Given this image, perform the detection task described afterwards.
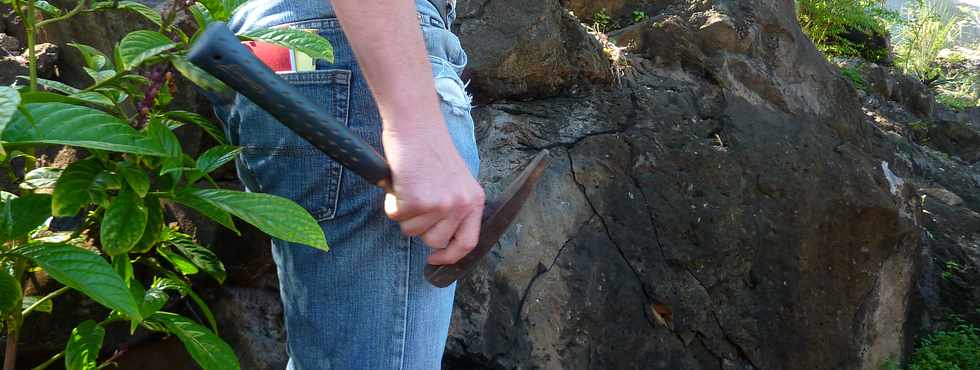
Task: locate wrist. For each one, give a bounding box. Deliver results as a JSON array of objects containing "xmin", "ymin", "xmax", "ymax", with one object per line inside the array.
[{"xmin": 382, "ymin": 120, "xmax": 452, "ymax": 142}]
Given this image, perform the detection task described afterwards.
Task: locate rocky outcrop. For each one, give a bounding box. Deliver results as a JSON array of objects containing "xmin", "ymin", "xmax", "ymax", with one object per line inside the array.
[
  {"xmin": 455, "ymin": 0, "xmax": 613, "ymax": 101},
  {"xmin": 445, "ymin": 1, "xmax": 920, "ymax": 369},
  {"xmin": 855, "ymin": 61, "xmax": 980, "ymax": 346}
]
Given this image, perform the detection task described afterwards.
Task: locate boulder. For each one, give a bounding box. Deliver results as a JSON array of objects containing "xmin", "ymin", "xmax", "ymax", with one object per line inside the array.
[
  {"xmin": 927, "ymin": 119, "xmax": 980, "ymax": 164},
  {"xmin": 0, "ymin": 33, "xmax": 19, "ymax": 53},
  {"xmin": 455, "ymin": 0, "xmax": 613, "ymax": 101},
  {"xmin": 445, "ymin": 2, "xmax": 921, "ymax": 369}
]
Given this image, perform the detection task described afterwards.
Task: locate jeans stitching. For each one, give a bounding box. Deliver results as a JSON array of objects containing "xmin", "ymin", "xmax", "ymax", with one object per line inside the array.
[
  {"xmin": 236, "ymin": 68, "xmax": 351, "ymax": 222},
  {"xmin": 279, "ymin": 69, "xmax": 350, "ymax": 83},
  {"xmin": 399, "ymin": 238, "xmax": 412, "ymax": 370}
]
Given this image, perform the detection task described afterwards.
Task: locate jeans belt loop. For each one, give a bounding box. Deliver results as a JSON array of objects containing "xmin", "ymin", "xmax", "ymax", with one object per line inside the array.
[{"xmin": 427, "ymin": 0, "xmax": 452, "ymax": 29}]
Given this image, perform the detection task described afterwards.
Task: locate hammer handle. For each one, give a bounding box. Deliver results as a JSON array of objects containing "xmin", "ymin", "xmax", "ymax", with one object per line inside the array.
[{"xmin": 187, "ymin": 22, "xmax": 394, "ymax": 192}]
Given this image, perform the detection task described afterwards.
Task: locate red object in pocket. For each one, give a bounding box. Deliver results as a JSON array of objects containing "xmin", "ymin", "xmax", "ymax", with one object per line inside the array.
[{"xmin": 242, "ymin": 40, "xmax": 292, "ymax": 73}]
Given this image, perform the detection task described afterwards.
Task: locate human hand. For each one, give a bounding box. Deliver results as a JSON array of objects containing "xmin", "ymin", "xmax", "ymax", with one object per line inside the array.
[{"xmin": 382, "ymin": 125, "xmax": 485, "ymax": 265}]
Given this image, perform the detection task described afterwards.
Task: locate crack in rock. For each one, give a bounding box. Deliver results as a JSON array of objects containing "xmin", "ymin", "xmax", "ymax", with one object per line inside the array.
[{"xmin": 513, "ymin": 215, "xmax": 595, "ymax": 324}]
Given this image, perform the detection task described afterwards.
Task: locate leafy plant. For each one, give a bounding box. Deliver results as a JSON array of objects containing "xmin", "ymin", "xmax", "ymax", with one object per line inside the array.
[
  {"xmin": 840, "ymin": 65, "xmax": 867, "ymax": 90},
  {"xmin": 942, "ymin": 260, "xmax": 965, "ymax": 279},
  {"xmin": 909, "ymin": 119, "xmax": 933, "ymax": 143},
  {"xmin": 908, "ymin": 317, "xmax": 980, "ymax": 370},
  {"xmin": 0, "ymin": 1, "xmax": 335, "ymax": 369},
  {"xmin": 933, "ymin": 68, "xmax": 980, "ymax": 110},
  {"xmin": 632, "ymin": 10, "xmax": 647, "ymax": 23},
  {"xmin": 883, "ymin": 359, "xmax": 902, "ymax": 370},
  {"xmin": 593, "ymin": 7, "xmax": 614, "ymax": 33},
  {"xmin": 893, "ymin": 0, "xmax": 963, "ymax": 82},
  {"xmin": 796, "ymin": 0, "xmax": 897, "ymax": 61}
]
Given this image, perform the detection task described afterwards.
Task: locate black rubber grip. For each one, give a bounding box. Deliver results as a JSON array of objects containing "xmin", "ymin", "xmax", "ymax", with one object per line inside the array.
[{"xmin": 187, "ymin": 22, "xmax": 393, "ymax": 190}]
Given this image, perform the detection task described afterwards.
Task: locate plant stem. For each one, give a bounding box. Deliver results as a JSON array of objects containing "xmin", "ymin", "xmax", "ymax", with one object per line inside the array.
[
  {"xmin": 2, "ymin": 259, "xmax": 27, "ymax": 370},
  {"xmin": 25, "ymin": 0, "xmax": 37, "ymax": 93},
  {"xmin": 3, "ymin": 319, "xmax": 18, "ymax": 370},
  {"xmin": 35, "ymin": 0, "xmax": 87, "ymax": 28},
  {"xmin": 21, "ymin": 285, "xmax": 69, "ymax": 316},
  {"xmin": 30, "ymin": 350, "xmax": 62, "ymax": 370}
]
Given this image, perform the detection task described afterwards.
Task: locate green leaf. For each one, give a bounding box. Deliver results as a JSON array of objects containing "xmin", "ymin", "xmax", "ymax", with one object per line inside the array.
[
  {"xmin": 140, "ymin": 287, "xmax": 168, "ymax": 318},
  {"xmin": 15, "ymin": 244, "xmax": 141, "ymax": 320},
  {"xmin": 21, "ymin": 295, "xmax": 53, "ymax": 313},
  {"xmin": 19, "ymin": 91, "xmax": 110, "ymax": 108},
  {"xmin": 113, "ymin": 41, "xmax": 125, "ymax": 74},
  {"xmin": 163, "ymin": 110, "xmax": 227, "ymax": 145},
  {"xmin": 3, "ymin": 103, "xmax": 168, "ymax": 156},
  {"xmin": 160, "ymin": 155, "xmax": 187, "ymax": 185},
  {"xmin": 170, "ymin": 57, "xmax": 232, "ymax": 103},
  {"xmin": 150, "ymin": 276, "xmax": 217, "ymax": 333},
  {"xmin": 100, "ymin": 187, "xmax": 148, "ymax": 256},
  {"xmin": 52, "ymin": 159, "xmax": 106, "ymax": 217},
  {"xmin": 0, "ymin": 269, "xmax": 21, "ymax": 314},
  {"xmin": 69, "ymin": 91, "xmax": 115, "ymax": 108},
  {"xmin": 157, "ymin": 245, "xmax": 199, "ymax": 276},
  {"xmin": 0, "ymin": 194, "xmax": 52, "ymax": 240},
  {"xmin": 186, "ymin": 288, "xmax": 218, "ymax": 334},
  {"xmin": 116, "ymin": 1, "xmax": 163, "ymax": 26},
  {"xmin": 104, "ymin": 74, "xmax": 150, "ymax": 97},
  {"xmin": 184, "ymin": 189, "xmax": 326, "ymax": 250},
  {"xmin": 166, "ymin": 232, "xmax": 225, "ymax": 283},
  {"xmin": 146, "ymin": 117, "xmax": 183, "ymax": 158},
  {"xmin": 126, "ymin": 278, "xmax": 145, "ymax": 333},
  {"xmin": 118, "ymin": 31, "xmax": 178, "ymax": 70},
  {"xmin": 112, "ymin": 255, "xmax": 133, "ymax": 285},
  {"xmin": 152, "ymin": 276, "xmax": 189, "ymax": 295},
  {"xmin": 171, "ymin": 189, "xmax": 238, "ymax": 234},
  {"xmin": 195, "ymin": 145, "xmax": 239, "ymax": 176},
  {"xmin": 196, "ymin": 0, "xmax": 226, "ymax": 20},
  {"xmin": 238, "ymin": 28, "xmax": 334, "ymax": 62},
  {"xmin": 0, "ymin": 86, "xmax": 20, "ymax": 135},
  {"xmin": 223, "ymin": 0, "xmax": 248, "ymax": 17},
  {"xmin": 83, "ymin": 68, "xmax": 117, "ymax": 84},
  {"xmin": 65, "ymin": 320, "xmax": 105, "ymax": 370},
  {"xmin": 147, "ymin": 312, "xmax": 240, "ymax": 370},
  {"xmin": 133, "ymin": 196, "xmax": 163, "ymax": 253},
  {"xmin": 117, "ymin": 162, "xmax": 150, "ymax": 197},
  {"xmin": 34, "ymin": 78, "xmax": 81, "ymax": 95},
  {"xmin": 20, "ymin": 167, "xmax": 62, "ymax": 191},
  {"xmin": 96, "ymin": 88, "xmax": 129, "ymax": 105},
  {"xmin": 68, "ymin": 43, "xmax": 112, "ymax": 71},
  {"xmin": 33, "ymin": 1, "xmax": 63, "ymax": 16},
  {"xmin": 188, "ymin": 4, "xmax": 214, "ymax": 30}
]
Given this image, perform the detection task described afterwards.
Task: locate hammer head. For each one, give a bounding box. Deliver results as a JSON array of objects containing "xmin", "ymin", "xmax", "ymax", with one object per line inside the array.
[{"xmin": 424, "ymin": 150, "xmax": 551, "ymax": 287}]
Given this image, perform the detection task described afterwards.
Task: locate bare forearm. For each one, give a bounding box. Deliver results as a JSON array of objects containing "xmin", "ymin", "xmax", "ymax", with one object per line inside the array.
[{"xmin": 331, "ymin": 0, "xmax": 444, "ymax": 134}]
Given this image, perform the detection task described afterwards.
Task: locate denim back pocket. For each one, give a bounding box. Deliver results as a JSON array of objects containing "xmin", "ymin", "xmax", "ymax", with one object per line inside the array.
[{"xmin": 231, "ymin": 69, "xmax": 352, "ymax": 222}]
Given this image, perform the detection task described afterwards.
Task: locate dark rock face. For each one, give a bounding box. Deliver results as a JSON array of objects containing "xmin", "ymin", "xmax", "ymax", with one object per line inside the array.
[
  {"xmin": 446, "ymin": 1, "xmax": 920, "ymax": 369},
  {"xmin": 854, "ymin": 55, "xmax": 980, "ymax": 339},
  {"xmin": 455, "ymin": 0, "xmax": 613, "ymax": 101},
  {"xmin": 560, "ymin": 0, "xmax": 660, "ymax": 26}
]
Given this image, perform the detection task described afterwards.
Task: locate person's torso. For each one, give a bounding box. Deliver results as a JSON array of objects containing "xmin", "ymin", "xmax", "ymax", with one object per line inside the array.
[{"xmin": 229, "ymin": 0, "xmax": 452, "ymax": 32}]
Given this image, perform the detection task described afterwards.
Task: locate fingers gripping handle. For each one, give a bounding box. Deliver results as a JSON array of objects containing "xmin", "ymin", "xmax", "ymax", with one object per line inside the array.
[{"xmin": 187, "ymin": 22, "xmax": 393, "ymax": 192}]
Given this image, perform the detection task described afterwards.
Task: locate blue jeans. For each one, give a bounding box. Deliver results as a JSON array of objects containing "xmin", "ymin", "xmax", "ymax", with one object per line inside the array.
[{"xmin": 216, "ymin": 2, "xmax": 478, "ymax": 369}]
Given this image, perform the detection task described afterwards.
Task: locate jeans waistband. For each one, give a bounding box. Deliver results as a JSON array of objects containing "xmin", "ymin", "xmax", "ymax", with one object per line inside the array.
[{"xmin": 229, "ymin": 0, "xmax": 455, "ymax": 34}]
